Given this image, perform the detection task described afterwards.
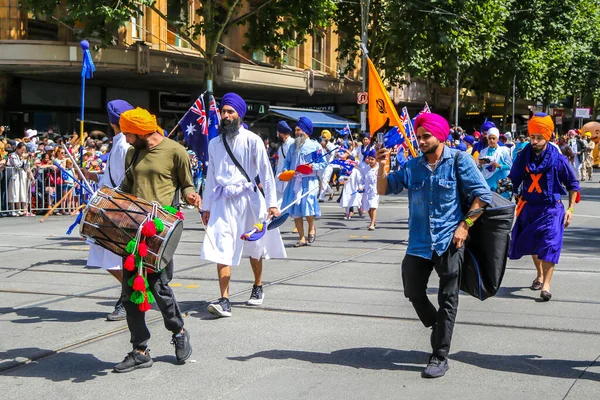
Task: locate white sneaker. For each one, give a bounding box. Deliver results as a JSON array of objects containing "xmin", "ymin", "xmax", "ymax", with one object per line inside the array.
[{"xmin": 247, "ymin": 285, "xmax": 264, "ymax": 306}]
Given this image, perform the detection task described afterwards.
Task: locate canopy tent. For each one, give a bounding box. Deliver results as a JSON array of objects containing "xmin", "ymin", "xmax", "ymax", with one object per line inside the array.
[{"xmin": 268, "ymin": 106, "xmax": 360, "ymax": 129}]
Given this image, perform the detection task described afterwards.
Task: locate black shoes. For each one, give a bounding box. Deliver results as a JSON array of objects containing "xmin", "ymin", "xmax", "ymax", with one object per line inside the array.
[
  {"xmin": 540, "ymin": 290, "xmax": 552, "ymax": 301},
  {"xmin": 208, "ymin": 297, "xmax": 232, "ymax": 317},
  {"xmin": 171, "ymin": 329, "xmax": 193, "ymax": 363},
  {"xmin": 106, "ymin": 300, "xmax": 126, "ymax": 321},
  {"xmin": 247, "ymin": 285, "xmax": 264, "ymax": 306},
  {"xmin": 422, "ymin": 355, "xmax": 449, "ymax": 378},
  {"xmin": 113, "ymin": 349, "xmax": 153, "ymax": 373}
]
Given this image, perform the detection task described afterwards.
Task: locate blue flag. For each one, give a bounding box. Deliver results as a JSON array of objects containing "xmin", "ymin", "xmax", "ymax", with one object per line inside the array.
[
  {"xmin": 179, "ymin": 96, "xmax": 209, "ymax": 162},
  {"xmin": 383, "ymin": 126, "xmax": 405, "ymax": 148},
  {"xmin": 81, "ymin": 41, "xmax": 96, "ymax": 79}
]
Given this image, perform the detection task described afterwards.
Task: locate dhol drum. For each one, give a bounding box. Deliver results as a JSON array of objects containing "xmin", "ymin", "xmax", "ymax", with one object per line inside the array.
[{"xmin": 80, "ymin": 187, "xmax": 183, "ymax": 272}]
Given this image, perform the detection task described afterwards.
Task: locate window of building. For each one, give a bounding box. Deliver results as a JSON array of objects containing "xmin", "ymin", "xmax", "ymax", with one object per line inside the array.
[
  {"xmin": 283, "ymin": 30, "xmax": 297, "ymax": 67},
  {"xmin": 252, "ymin": 50, "xmax": 266, "ymax": 63},
  {"xmin": 26, "ymin": 13, "xmax": 58, "ymax": 41},
  {"xmin": 167, "ymin": 0, "xmax": 192, "ymax": 49},
  {"xmin": 312, "ymin": 31, "xmax": 325, "ymax": 71},
  {"xmin": 131, "ymin": 10, "xmax": 144, "ymax": 40}
]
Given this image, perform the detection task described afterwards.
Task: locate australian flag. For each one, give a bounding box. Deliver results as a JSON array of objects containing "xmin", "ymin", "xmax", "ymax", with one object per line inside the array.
[
  {"xmin": 179, "ymin": 95, "xmax": 209, "ymax": 162},
  {"xmin": 207, "ymin": 95, "xmax": 220, "ymax": 142},
  {"xmin": 335, "ymin": 123, "xmax": 352, "ymax": 137},
  {"xmin": 382, "ymin": 126, "xmax": 405, "ymax": 149},
  {"xmin": 401, "ymin": 107, "xmax": 419, "ymax": 152},
  {"xmin": 420, "ymin": 103, "xmax": 431, "ymax": 114}
]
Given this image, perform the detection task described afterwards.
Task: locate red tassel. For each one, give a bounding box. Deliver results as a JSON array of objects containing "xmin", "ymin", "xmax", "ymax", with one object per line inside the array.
[
  {"xmin": 138, "ymin": 299, "xmax": 152, "ymax": 312},
  {"xmin": 124, "ymin": 255, "xmax": 135, "ymax": 271},
  {"xmin": 175, "ymin": 211, "xmax": 185, "ymax": 220},
  {"xmin": 132, "ymin": 275, "xmax": 146, "ymax": 291},
  {"xmin": 138, "ymin": 240, "xmax": 148, "ymax": 257},
  {"xmin": 141, "ymin": 221, "xmax": 157, "ymax": 237}
]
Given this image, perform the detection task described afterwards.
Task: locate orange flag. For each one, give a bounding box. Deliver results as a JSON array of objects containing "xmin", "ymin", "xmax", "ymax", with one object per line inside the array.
[{"xmin": 367, "ymin": 57, "xmax": 416, "ymax": 157}]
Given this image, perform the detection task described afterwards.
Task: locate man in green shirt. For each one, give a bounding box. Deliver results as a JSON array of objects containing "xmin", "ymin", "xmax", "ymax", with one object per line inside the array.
[{"xmin": 113, "ymin": 107, "xmax": 201, "ymax": 373}]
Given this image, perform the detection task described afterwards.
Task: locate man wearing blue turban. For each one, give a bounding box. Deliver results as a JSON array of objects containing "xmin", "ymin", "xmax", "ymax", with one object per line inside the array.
[
  {"xmin": 280, "ymin": 116, "xmax": 327, "ymax": 247},
  {"xmin": 201, "ymin": 92, "xmax": 286, "ymax": 318}
]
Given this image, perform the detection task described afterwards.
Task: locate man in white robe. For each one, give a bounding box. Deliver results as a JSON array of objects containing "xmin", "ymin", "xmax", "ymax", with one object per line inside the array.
[
  {"xmin": 83, "ymin": 99, "xmax": 133, "ymax": 321},
  {"xmin": 275, "ymin": 120, "xmax": 294, "ymax": 206},
  {"xmin": 201, "ymin": 93, "xmax": 286, "ymax": 318}
]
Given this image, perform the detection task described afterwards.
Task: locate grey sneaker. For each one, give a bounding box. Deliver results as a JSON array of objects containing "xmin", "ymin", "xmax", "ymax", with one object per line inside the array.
[
  {"xmin": 113, "ymin": 349, "xmax": 153, "ymax": 373},
  {"xmin": 207, "ymin": 297, "xmax": 232, "ymax": 317},
  {"xmin": 106, "ymin": 300, "xmax": 126, "ymax": 321},
  {"xmin": 171, "ymin": 329, "xmax": 192, "ymax": 363},
  {"xmin": 247, "ymin": 285, "xmax": 264, "ymax": 306},
  {"xmin": 422, "ymin": 355, "xmax": 449, "ymax": 378}
]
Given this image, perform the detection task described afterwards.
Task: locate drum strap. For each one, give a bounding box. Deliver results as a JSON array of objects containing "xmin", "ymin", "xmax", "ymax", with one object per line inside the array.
[
  {"xmin": 222, "ymin": 133, "xmax": 265, "ymax": 197},
  {"xmin": 107, "ymin": 151, "xmax": 117, "ymax": 188},
  {"xmin": 123, "ymin": 149, "xmax": 140, "ymax": 183}
]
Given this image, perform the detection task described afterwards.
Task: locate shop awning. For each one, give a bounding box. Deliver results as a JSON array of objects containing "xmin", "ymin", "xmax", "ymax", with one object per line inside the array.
[{"xmin": 269, "ymin": 106, "xmax": 360, "ymax": 128}]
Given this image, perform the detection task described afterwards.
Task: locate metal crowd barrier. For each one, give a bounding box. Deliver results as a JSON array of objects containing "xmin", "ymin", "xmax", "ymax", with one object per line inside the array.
[{"xmin": 0, "ymin": 166, "xmax": 97, "ymax": 217}]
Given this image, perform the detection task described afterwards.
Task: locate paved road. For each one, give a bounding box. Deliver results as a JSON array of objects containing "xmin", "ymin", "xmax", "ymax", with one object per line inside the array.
[{"xmin": 0, "ymin": 182, "xmax": 599, "ymax": 399}]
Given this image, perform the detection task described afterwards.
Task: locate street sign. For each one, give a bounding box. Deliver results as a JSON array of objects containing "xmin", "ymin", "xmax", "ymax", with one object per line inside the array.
[
  {"xmin": 555, "ymin": 116, "xmax": 563, "ymax": 125},
  {"xmin": 575, "ymin": 108, "xmax": 590, "ymax": 119},
  {"xmin": 360, "ymin": 111, "xmax": 367, "ymax": 132},
  {"xmin": 357, "ymin": 92, "xmax": 368, "ymax": 105},
  {"xmin": 511, "ymin": 123, "xmax": 517, "ymax": 133}
]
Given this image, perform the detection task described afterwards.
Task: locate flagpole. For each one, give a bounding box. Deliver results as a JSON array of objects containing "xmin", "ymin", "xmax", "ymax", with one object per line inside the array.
[{"xmin": 79, "ymin": 40, "xmax": 87, "ymax": 168}]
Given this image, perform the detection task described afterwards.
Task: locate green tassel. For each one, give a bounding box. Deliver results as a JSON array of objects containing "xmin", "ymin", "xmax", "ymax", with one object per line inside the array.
[
  {"xmin": 146, "ymin": 291, "xmax": 155, "ymax": 304},
  {"xmin": 163, "ymin": 205, "xmax": 178, "ymax": 215},
  {"xmin": 130, "ymin": 290, "xmax": 145, "ymax": 305},
  {"xmin": 126, "ymin": 239, "xmax": 137, "ymax": 254},
  {"xmin": 135, "ymin": 255, "xmax": 143, "ymax": 268},
  {"xmin": 153, "ymin": 218, "xmax": 165, "ymax": 234},
  {"xmin": 128, "ymin": 275, "xmax": 135, "ymax": 287}
]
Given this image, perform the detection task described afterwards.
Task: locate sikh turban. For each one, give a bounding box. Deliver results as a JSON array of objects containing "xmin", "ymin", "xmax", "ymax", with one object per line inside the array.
[
  {"xmin": 120, "ymin": 108, "xmax": 160, "ymax": 136},
  {"xmin": 528, "ymin": 113, "xmax": 554, "ymax": 142}
]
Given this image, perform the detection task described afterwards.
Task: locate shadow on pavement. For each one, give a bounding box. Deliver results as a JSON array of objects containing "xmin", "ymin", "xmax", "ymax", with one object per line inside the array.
[
  {"xmin": 562, "ymin": 226, "xmax": 600, "ymax": 254},
  {"xmin": 28, "ymin": 259, "xmax": 87, "ymax": 268},
  {"xmin": 452, "ymin": 351, "xmax": 600, "ymax": 382},
  {"xmin": 1, "ymin": 348, "xmax": 112, "ymax": 382},
  {"xmin": 228, "ymin": 347, "xmax": 427, "ymax": 371},
  {"xmin": 0, "ymin": 307, "xmax": 106, "ymax": 323}
]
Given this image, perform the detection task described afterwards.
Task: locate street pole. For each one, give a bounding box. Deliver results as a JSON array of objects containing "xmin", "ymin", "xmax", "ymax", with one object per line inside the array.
[
  {"xmin": 579, "ymin": 92, "xmax": 583, "ymax": 129},
  {"xmin": 512, "ymin": 74, "xmax": 516, "ymax": 132},
  {"xmin": 360, "ymin": 0, "xmax": 370, "ymax": 134},
  {"xmin": 455, "ymin": 66, "xmax": 459, "ymax": 128}
]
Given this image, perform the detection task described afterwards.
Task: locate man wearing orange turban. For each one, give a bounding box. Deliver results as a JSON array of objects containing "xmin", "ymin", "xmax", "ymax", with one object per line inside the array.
[
  {"xmin": 508, "ymin": 112, "xmax": 580, "ymax": 302},
  {"xmin": 114, "ymin": 107, "xmax": 201, "ymax": 373}
]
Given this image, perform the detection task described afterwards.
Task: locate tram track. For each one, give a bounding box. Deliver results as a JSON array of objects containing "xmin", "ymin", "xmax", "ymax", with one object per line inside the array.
[{"xmin": 0, "ymin": 241, "xmax": 399, "ymax": 373}]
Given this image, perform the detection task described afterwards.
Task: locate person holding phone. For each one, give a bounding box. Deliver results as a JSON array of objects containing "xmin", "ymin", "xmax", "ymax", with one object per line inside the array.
[
  {"xmin": 477, "ymin": 128, "xmax": 512, "ymax": 198},
  {"xmin": 376, "ymin": 112, "xmax": 492, "ymax": 379}
]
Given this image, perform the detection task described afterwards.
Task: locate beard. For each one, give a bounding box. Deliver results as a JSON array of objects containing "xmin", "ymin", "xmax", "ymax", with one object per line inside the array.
[
  {"xmin": 220, "ymin": 118, "xmax": 241, "ymax": 139},
  {"xmin": 130, "ymin": 136, "xmax": 148, "ymax": 150},
  {"xmin": 421, "ymin": 142, "xmax": 440, "ymax": 155},
  {"xmin": 295, "ymin": 134, "xmax": 307, "ymax": 150}
]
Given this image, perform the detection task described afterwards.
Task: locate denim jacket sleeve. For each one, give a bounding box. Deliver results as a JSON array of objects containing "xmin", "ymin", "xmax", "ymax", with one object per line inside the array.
[
  {"xmin": 457, "ymin": 152, "xmax": 493, "ymax": 205},
  {"xmin": 385, "ymin": 166, "xmax": 409, "ymax": 195}
]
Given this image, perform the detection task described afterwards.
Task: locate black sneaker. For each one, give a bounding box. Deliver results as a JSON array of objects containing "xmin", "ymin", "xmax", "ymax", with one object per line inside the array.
[
  {"xmin": 207, "ymin": 297, "xmax": 232, "ymax": 317},
  {"xmin": 113, "ymin": 349, "xmax": 153, "ymax": 373},
  {"xmin": 247, "ymin": 285, "xmax": 265, "ymax": 306},
  {"xmin": 422, "ymin": 355, "xmax": 449, "ymax": 378},
  {"xmin": 106, "ymin": 300, "xmax": 126, "ymax": 321},
  {"xmin": 171, "ymin": 329, "xmax": 192, "ymax": 363}
]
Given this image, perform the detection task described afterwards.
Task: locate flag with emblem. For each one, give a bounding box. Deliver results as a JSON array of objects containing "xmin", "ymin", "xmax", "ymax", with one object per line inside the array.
[
  {"xmin": 179, "ymin": 95, "xmax": 209, "ymax": 162},
  {"xmin": 367, "ymin": 57, "xmax": 416, "ymax": 157}
]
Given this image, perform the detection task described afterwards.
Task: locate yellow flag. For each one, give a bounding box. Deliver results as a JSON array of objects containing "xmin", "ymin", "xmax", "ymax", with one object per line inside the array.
[{"xmin": 367, "ymin": 58, "xmax": 416, "ymax": 157}]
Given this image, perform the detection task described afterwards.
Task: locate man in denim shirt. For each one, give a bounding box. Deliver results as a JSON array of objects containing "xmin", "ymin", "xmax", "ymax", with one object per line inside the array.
[{"xmin": 376, "ymin": 113, "xmax": 492, "ymax": 378}]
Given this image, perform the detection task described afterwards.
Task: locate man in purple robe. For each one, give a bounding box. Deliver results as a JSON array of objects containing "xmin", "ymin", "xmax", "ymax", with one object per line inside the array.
[{"xmin": 508, "ymin": 113, "xmax": 580, "ymax": 301}]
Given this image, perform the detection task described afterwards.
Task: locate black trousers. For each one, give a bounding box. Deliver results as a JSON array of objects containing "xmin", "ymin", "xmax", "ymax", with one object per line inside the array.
[
  {"xmin": 401, "ymin": 244, "xmax": 463, "ymax": 359},
  {"xmin": 121, "ymin": 259, "xmax": 184, "ymax": 350}
]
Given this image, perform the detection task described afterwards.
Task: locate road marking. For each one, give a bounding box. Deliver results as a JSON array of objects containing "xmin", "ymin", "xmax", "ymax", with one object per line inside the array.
[
  {"xmin": 170, "ymin": 283, "xmax": 182, "ymax": 287},
  {"xmin": 575, "ymin": 214, "xmax": 600, "ymax": 219},
  {"xmin": 185, "ymin": 284, "xmax": 199, "ymax": 289}
]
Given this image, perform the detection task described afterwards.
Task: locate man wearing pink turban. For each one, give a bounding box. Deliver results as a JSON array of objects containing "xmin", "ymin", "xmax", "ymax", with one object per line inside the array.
[{"xmin": 375, "ymin": 112, "xmax": 492, "ymax": 378}]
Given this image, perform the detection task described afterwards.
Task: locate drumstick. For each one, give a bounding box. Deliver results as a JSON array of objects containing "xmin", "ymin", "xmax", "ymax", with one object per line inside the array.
[
  {"xmin": 70, "ymin": 204, "xmax": 86, "ymax": 216},
  {"xmin": 40, "ymin": 187, "xmax": 74, "ymax": 223},
  {"xmin": 199, "ymin": 211, "xmax": 216, "ymax": 249}
]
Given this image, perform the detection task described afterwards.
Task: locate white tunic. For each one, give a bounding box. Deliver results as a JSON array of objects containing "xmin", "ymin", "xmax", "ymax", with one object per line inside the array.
[
  {"xmin": 339, "ymin": 167, "xmax": 362, "ymax": 208},
  {"xmin": 201, "ymin": 128, "xmax": 286, "ymax": 266},
  {"xmin": 275, "ymin": 136, "xmax": 295, "ymax": 203},
  {"xmin": 86, "ymin": 133, "xmax": 130, "ymax": 271},
  {"xmin": 360, "ymin": 163, "xmax": 380, "ymax": 210}
]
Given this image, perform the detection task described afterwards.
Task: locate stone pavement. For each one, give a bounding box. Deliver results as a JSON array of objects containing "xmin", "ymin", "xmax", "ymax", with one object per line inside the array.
[{"xmin": 0, "ymin": 183, "xmax": 599, "ymax": 399}]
